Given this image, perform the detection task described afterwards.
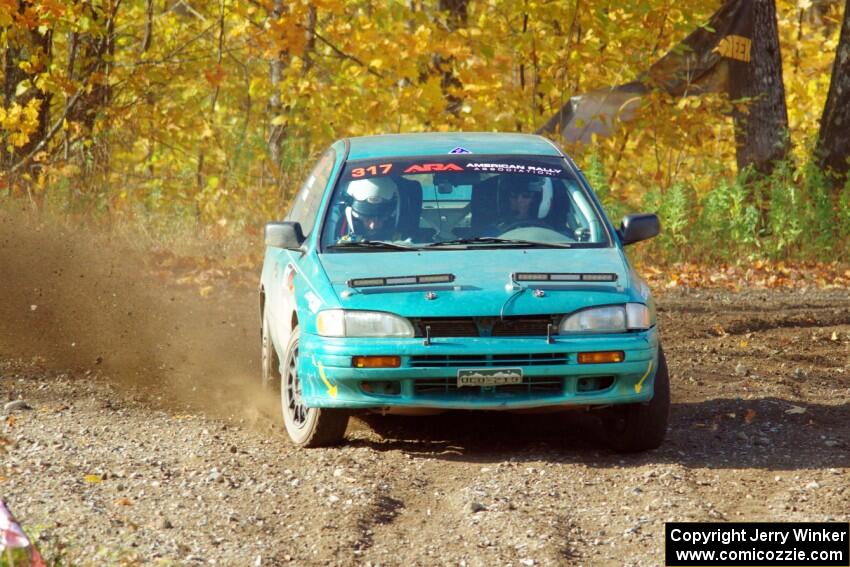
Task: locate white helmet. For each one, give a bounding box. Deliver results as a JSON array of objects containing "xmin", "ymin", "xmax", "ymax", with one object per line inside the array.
[{"xmin": 344, "ymin": 177, "xmax": 400, "ymax": 234}]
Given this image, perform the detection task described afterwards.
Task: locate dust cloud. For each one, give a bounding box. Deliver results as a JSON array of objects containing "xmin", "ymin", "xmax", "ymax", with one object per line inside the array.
[{"xmin": 0, "ymin": 207, "xmax": 279, "ymax": 428}]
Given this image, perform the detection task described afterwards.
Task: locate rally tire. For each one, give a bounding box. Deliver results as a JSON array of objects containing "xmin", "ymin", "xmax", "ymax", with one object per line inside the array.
[
  {"xmin": 261, "ymin": 308, "xmax": 280, "ymax": 391},
  {"xmin": 281, "ymin": 327, "xmax": 349, "ymax": 447},
  {"xmin": 603, "ymin": 346, "xmax": 670, "ymax": 453}
]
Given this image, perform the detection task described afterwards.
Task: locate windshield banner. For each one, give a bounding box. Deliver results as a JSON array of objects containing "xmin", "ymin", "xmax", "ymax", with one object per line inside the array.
[{"xmin": 345, "ymin": 157, "xmax": 570, "ymax": 180}]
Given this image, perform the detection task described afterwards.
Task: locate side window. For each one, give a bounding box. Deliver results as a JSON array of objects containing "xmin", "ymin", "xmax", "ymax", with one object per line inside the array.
[{"xmin": 286, "ymin": 148, "xmax": 336, "ymax": 236}]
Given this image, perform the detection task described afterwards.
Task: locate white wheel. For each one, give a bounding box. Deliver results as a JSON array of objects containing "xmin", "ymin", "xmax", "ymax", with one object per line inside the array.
[{"xmin": 281, "ymin": 327, "xmax": 349, "ymax": 447}]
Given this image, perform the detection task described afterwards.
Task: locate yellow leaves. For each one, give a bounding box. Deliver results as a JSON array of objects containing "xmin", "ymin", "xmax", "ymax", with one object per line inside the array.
[
  {"xmin": 675, "ymin": 97, "xmax": 702, "ymax": 110},
  {"xmin": 204, "ymin": 65, "xmax": 226, "ymax": 88},
  {"xmin": 0, "ymin": 98, "xmax": 42, "ymax": 149},
  {"xmin": 248, "ymin": 77, "xmax": 264, "ymax": 97},
  {"xmin": 0, "ymin": 0, "xmax": 16, "ymax": 26},
  {"xmin": 0, "ymin": 0, "xmax": 836, "ymax": 233},
  {"xmin": 84, "ymin": 474, "xmax": 103, "ymax": 484},
  {"xmin": 268, "ymin": 15, "xmax": 307, "ymax": 55},
  {"xmin": 36, "ymin": 0, "xmax": 66, "ymax": 19},
  {"xmin": 15, "ymin": 80, "xmax": 30, "ymax": 97}
]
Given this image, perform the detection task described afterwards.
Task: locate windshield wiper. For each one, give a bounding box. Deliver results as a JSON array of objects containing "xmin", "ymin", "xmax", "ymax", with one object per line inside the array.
[
  {"xmin": 424, "ymin": 237, "xmax": 572, "ymax": 249},
  {"xmin": 326, "ymin": 240, "xmax": 420, "ymax": 251}
]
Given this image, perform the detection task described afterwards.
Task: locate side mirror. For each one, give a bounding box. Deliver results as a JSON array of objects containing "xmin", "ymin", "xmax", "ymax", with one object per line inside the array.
[
  {"xmin": 265, "ymin": 221, "xmax": 305, "ymax": 249},
  {"xmin": 619, "ymin": 213, "xmax": 660, "ymax": 245}
]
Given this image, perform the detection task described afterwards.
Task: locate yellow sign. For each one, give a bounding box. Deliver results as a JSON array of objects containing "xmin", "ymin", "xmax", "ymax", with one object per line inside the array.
[{"xmin": 713, "ymin": 35, "xmax": 751, "ymax": 63}]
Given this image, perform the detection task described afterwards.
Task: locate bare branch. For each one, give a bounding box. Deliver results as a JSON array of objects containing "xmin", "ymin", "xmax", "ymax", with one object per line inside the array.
[{"xmin": 302, "ymin": 24, "xmax": 384, "ymax": 78}]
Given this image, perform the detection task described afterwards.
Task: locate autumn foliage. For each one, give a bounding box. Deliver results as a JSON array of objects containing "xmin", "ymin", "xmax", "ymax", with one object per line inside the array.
[{"xmin": 1, "ymin": 0, "xmax": 849, "ymax": 263}]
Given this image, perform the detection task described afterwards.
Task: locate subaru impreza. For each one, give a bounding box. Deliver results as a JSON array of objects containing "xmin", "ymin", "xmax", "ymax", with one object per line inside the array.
[{"xmin": 260, "ymin": 132, "xmax": 668, "ymax": 452}]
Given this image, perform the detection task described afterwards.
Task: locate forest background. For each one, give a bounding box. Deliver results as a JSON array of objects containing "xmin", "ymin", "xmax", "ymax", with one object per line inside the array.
[{"xmin": 2, "ymin": 0, "xmax": 850, "ymax": 267}]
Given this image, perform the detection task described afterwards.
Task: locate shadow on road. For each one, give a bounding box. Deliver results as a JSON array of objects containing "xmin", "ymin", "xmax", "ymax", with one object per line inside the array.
[{"xmin": 349, "ymin": 397, "xmax": 849, "ymax": 471}]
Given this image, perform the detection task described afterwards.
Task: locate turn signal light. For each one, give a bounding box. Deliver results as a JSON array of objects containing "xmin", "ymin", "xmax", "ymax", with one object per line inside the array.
[
  {"xmin": 577, "ymin": 351, "xmax": 625, "ymax": 364},
  {"xmin": 352, "ymin": 356, "xmax": 401, "ymax": 368}
]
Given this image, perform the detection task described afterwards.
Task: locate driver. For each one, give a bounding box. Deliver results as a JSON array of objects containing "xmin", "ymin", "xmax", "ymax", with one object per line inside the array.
[
  {"xmin": 496, "ymin": 174, "xmax": 553, "ymax": 230},
  {"xmin": 340, "ymin": 177, "xmax": 400, "ymax": 241}
]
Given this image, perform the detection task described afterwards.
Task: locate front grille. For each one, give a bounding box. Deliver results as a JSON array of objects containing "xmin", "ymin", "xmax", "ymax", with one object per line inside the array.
[
  {"xmin": 409, "ymin": 353, "xmax": 569, "ymax": 368},
  {"xmin": 413, "ymin": 316, "xmax": 562, "ymax": 337},
  {"xmin": 416, "ymin": 318, "xmax": 478, "ymax": 337},
  {"xmin": 491, "ymin": 316, "xmax": 557, "ymax": 336},
  {"xmin": 414, "ymin": 376, "xmax": 564, "ymax": 396}
]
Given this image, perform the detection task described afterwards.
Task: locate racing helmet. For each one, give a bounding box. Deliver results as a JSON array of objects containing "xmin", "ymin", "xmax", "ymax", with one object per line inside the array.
[
  {"xmin": 344, "ymin": 177, "xmax": 400, "ymax": 234},
  {"xmin": 500, "ymin": 174, "xmax": 553, "ymax": 219}
]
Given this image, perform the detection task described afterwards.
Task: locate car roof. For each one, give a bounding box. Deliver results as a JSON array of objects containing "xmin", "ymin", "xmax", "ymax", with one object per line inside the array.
[{"xmin": 342, "ymin": 132, "xmax": 563, "ymax": 160}]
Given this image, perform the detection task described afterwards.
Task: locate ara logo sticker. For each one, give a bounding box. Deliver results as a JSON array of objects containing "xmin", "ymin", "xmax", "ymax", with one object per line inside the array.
[
  {"xmin": 403, "ymin": 163, "xmax": 464, "ymax": 173},
  {"xmin": 449, "ymin": 147, "xmax": 471, "ymax": 154}
]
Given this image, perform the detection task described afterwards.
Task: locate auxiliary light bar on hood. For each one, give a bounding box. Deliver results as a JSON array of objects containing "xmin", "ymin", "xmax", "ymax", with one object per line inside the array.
[
  {"xmin": 512, "ymin": 272, "xmax": 618, "ymax": 283},
  {"xmin": 347, "ymin": 273, "xmax": 455, "ymax": 288}
]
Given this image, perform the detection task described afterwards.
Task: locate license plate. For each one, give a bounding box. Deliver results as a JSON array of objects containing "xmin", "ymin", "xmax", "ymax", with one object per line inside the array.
[{"xmin": 457, "ymin": 368, "xmax": 523, "ymax": 387}]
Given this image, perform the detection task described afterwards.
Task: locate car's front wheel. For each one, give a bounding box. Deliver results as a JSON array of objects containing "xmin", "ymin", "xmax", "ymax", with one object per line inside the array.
[
  {"xmin": 603, "ymin": 346, "xmax": 670, "ymax": 453},
  {"xmin": 281, "ymin": 327, "xmax": 349, "ymax": 447}
]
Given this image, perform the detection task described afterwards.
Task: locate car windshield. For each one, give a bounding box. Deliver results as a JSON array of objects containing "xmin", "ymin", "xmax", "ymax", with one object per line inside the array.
[{"xmin": 319, "ymin": 155, "xmax": 610, "ymax": 251}]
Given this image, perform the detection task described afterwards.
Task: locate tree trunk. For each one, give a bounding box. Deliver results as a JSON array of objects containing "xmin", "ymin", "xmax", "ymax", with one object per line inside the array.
[
  {"xmin": 141, "ymin": 0, "xmax": 154, "ymax": 53},
  {"xmin": 267, "ymin": 0, "xmax": 288, "ymax": 171},
  {"xmin": 302, "ymin": 5, "xmax": 317, "ymax": 75},
  {"xmin": 437, "ymin": 0, "xmax": 468, "ymax": 116},
  {"xmin": 66, "ymin": 0, "xmax": 119, "ymax": 191},
  {"xmin": 2, "ymin": 0, "xmax": 52, "ymax": 171},
  {"xmin": 727, "ymin": 0, "xmax": 790, "ymax": 175},
  {"xmin": 197, "ymin": 0, "xmax": 225, "ymax": 196},
  {"xmin": 816, "ymin": 0, "xmax": 850, "ymax": 184}
]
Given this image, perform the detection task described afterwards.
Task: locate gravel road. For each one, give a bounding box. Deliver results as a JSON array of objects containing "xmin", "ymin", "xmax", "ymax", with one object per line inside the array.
[{"xmin": 1, "ymin": 213, "xmax": 848, "ymax": 566}]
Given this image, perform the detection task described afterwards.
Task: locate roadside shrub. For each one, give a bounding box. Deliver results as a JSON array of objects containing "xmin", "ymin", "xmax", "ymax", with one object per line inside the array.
[
  {"xmin": 805, "ymin": 174, "xmax": 834, "ymax": 258},
  {"xmin": 584, "ymin": 151, "xmax": 627, "ymax": 226},
  {"xmin": 838, "ymin": 177, "xmax": 850, "ymax": 241},
  {"xmin": 639, "ymin": 183, "xmax": 693, "ymax": 261},
  {"xmin": 695, "ymin": 174, "xmax": 759, "ymax": 261},
  {"xmin": 765, "ymin": 163, "xmax": 803, "ymax": 258}
]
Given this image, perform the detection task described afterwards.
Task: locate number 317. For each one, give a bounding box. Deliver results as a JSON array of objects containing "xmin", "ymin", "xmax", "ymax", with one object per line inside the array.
[{"xmin": 352, "ymin": 164, "xmax": 392, "ymax": 178}]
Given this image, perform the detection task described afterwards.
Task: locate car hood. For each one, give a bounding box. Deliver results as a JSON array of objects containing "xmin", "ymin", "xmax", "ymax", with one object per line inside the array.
[{"xmin": 318, "ymin": 248, "xmax": 631, "ymax": 317}]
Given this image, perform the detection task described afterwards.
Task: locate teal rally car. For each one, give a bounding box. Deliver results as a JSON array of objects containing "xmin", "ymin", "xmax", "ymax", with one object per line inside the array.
[{"xmin": 260, "ymin": 133, "xmax": 668, "ymax": 452}]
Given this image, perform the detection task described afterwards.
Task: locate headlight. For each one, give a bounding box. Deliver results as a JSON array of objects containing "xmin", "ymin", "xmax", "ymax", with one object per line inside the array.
[
  {"xmin": 316, "ymin": 309, "xmax": 415, "ymax": 338},
  {"xmin": 559, "ymin": 303, "xmax": 652, "ymax": 333},
  {"xmin": 560, "ymin": 306, "xmax": 626, "ymax": 333}
]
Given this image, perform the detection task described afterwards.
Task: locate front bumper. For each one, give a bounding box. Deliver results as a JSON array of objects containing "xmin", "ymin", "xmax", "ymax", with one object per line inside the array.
[{"xmin": 296, "ymin": 329, "xmax": 659, "ymax": 410}]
